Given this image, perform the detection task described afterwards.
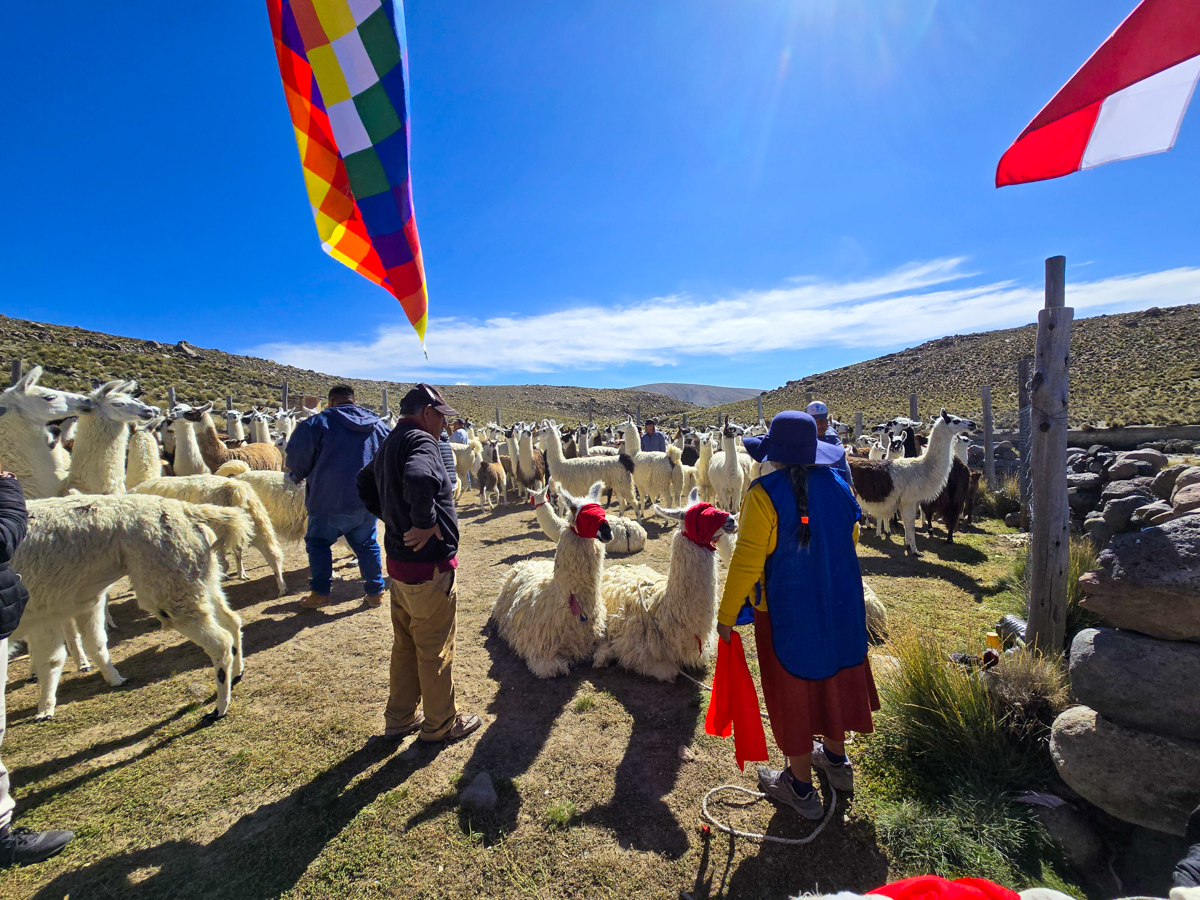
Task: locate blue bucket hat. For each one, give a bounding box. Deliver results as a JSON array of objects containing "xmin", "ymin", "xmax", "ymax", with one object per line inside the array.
[{"xmin": 742, "ymin": 411, "xmax": 845, "ymax": 467}]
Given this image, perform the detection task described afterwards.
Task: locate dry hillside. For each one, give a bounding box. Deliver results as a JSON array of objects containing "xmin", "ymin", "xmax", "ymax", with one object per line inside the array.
[
  {"xmin": 0, "ymin": 316, "xmax": 690, "ymax": 425},
  {"xmin": 708, "ymin": 303, "xmax": 1200, "ymax": 430}
]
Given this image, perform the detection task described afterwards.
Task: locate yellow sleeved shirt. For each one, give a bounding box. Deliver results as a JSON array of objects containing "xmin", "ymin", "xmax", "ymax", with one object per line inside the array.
[{"xmin": 717, "ymin": 481, "xmax": 860, "ymax": 627}]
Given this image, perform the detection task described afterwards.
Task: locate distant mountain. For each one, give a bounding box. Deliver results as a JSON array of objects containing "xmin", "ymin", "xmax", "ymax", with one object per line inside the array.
[{"xmin": 632, "ymin": 383, "xmax": 764, "ymax": 407}]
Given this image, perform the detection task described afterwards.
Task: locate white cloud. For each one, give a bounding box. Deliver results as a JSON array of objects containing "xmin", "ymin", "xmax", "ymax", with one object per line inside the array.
[{"xmin": 250, "ymin": 259, "xmax": 1200, "ymax": 381}]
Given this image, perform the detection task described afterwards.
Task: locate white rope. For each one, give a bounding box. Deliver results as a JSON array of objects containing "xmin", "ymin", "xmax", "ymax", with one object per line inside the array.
[{"xmin": 701, "ymin": 783, "xmax": 838, "ymax": 844}]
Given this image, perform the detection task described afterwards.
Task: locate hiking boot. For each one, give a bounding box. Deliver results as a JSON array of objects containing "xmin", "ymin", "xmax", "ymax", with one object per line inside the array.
[
  {"xmin": 421, "ymin": 713, "xmax": 481, "ymax": 743},
  {"xmin": 376, "ymin": 715, "xmax": 425, "ymax": 743},
  {"xmin": 364, "ymin": 593, "xmax": 385, "ymax": 609},
  {"xmin": 0, "ymin": 826, "xmax": 74, "ymax": 869},
  {"xmin": 300, "ymin": 592, "xmax": 331, "ymax": 609},
  {"xmin": 756, "ymin": 766, "xmax": 824, "ymax": 821},
  {"xmin": 810, "ymin": 743, "xmax": 854, "ymax": 793}
]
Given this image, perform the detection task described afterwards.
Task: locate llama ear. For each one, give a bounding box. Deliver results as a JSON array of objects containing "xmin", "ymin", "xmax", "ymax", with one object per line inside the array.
[
  {"xmin": 653, "ymin": 503, "xmax": 686, "ymax": 522},
  {"xmin": 558, "ymin": 483, "xmax": 581, "ymax": 510},
  {"xmin": 941, "ymin": 408, "xmax": 949, "ymax": 422},
  {"xmin": 587, "ymin": 480, "xmax": 604, "ymax": 503},
  {"xmin": 688, "ymin": 487, "xmax": 700, "ymax": 506},
  {"xmin": 15, "ymin": 365, "xmax": 43, "ymax": 391}
]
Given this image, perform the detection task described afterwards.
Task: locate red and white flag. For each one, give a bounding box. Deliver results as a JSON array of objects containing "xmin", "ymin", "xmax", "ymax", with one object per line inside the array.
[{"xmin": 996, "ymin": 0, "xmax": 1200, "ymax": 187}]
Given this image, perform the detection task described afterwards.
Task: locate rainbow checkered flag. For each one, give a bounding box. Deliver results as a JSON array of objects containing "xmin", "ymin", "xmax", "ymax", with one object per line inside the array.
[{"xmin": 268, "ymin": 0, "xmax": 428, "ymax": 347}]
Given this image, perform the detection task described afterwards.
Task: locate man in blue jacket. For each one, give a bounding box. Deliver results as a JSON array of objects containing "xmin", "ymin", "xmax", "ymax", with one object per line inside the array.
[{"xmin": 287, "ymin": 385, "xmax": 391, "ymax": 609}]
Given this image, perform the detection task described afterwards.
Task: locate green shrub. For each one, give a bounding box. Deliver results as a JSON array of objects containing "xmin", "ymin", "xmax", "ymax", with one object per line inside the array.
[
  {"xmin": 976, "ymin": 472, "xmax": 1022, "ymax": 521},
  {"xmin": 543, "ymin": 800, "xmax": 576, "ymax": 830}
]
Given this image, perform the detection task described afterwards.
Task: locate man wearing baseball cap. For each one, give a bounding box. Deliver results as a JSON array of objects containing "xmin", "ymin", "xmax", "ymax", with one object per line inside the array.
[
  {"xmin": 357, "ymin": 383, "xmax": 480, "ymax": 744},
  {"xmin": 806, "ymin": 400, "xmax": 853, "ymax": 487}
]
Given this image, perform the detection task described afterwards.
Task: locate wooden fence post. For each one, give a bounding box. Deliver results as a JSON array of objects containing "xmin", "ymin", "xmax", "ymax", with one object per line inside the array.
[
  {"xmin": 495, "ymin": 407, "xmax": 501, "ymax": 427},
  {"xmin": 854, "ymin": 412, "xmax": 863, "ymax": 440},
  {"xmin": 588, "ymin": 399, "xmax": 594, "ymax": 426},
  {"xmin": 225, "ymin": 395, "xmax": 233, "ymax": 411},
  {"xmin": 637, "ymin": 404, "xmax": 642, "ymax": 427},
  {"xmin": 167, "ymin": 386, "xmax": 176, "ymax": 409},
  {"xmin": 9, "ymin": 359, "xmax": 22, "ymax": 387},
  {"xmin": 756, "ymin": 394, "xmax": 764, "ymax": 424},
  {"xmin": 1018, "ymin": 357, "xmax": 1032, "ymax": 531},
  {"xmin": 909, "ymin": 393, "xmax": 919, "ymax": 421},
  {"xmin": 805, "ymin": 391, "xmax": 813, "ymax": 407},
  {"xmin": 982, "ymin": 384, "xmax": 996, "ymax": 490},
  {"xmin": 1027, "ymin": 255, "xmax": 1073, "ymax": 655},
  {"xmin": 381, "ymin": 387, "xmax": 389, "ymax": 415},
  {"xmin": 281, "ymin": 380, "xmax": 289, "ymax": 411},
  {"xmin": 682, "ymin": 412, "xmax": 688, "ymax": 428}
]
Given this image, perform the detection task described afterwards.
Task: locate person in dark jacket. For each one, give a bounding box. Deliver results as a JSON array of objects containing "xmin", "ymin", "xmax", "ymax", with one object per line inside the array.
[
  {"xmin": 0, "ymin": 472, "xmax": 74, "ymax": 868},
  {"xmin": 357, "ymin": 383, "xmax": 480, "ymax": 744},
  {"xmin": 286, "ymin": 385, "xmax": 390, "ymax": 610},
  {"xmin": 640, "ymin": 419, "xmax": 668, "ymax": 453}
]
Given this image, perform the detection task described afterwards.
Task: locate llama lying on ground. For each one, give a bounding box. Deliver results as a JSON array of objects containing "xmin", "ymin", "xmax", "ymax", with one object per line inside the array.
[
  {"xmin": 595, "ymin": 490, "xmax": 737, "ymax": 681},
  {"xmin": 66, "ymin": 380, "xmax": 160, "ymax": 496},
  {"xmin": 491, "ymin": 481, "xmax": 613, "ymax": 678},
  {"xmin": 539, "ymin": 419, "xmax": 638, "ymax": 518},
  {"xmin": 12, "ymin": 493, "xmax": 250, "ymax": 721},
  {"xmin": 125, "ymin": 417, "xmax": 166, "ymax": 489},
  {"xmin": 0, "ymin": 366, "xmax": 93, "ymax": 499},
  {"xmin": 849, "ymin": 409, "xmax": 976, "ymax": 555},
  {"xmin": 234, "ymin": 470, "xmax": 308, "ymax": 544},
  {"xmin": 920, "ymin": 433, "xmax": 975, "ymax": 544},
  {"xmin": 619, "ymin": 419, "xmax": 683, "ymax": 513},
  {"xmin": 477, "ymin": 441, "xmax": 507, "ymax": 511},
  {"xmin": 708, "ymin": 418, "xmax": 753, "ymax": 513},
  {"xmin": 183, "ymin": 403, "xmax": 283, "ymax": 471},
  {"xmin": 529, "ymin": 483, "xmax": 646, "ymax": 554},
  {"xmin": 131, "ymin": 475, "xmax": 287, "ymax": 595}
]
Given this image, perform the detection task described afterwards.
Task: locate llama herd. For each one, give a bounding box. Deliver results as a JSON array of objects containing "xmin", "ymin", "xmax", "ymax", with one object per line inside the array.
[{"xmin": 0, "ymin": 363, "xmax": 981, "ymax": 729}]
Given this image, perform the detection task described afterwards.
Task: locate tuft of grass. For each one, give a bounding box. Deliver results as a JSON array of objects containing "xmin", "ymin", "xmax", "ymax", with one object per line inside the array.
[
  {"xmin": 857, "ymin": 626, "xmax": 1071, "ymax": 887},
  {"xmin": 573, "ymin": 694, "xmax": 596, "ymax": 713},
  {"xmin": 1000, "ymin": 537, "xmax": 1101, "ymax": 642},
  {"xmin": 543, "ymin": 800, "xmax": 576, "ymax": 831},
  {"xmin": 977, "ymin": 472, "xmax": 1022, "ymax": 521}
]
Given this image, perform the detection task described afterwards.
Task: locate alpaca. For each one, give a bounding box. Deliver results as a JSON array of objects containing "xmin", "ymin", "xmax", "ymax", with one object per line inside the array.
[
  {"xmin": 619, "ymin": 419, "xmax": 683, "ymax": 513},
  {"xmin": 517, "ymin": 426, "xmax": 549, "ymax": 496},
  {"xmin": 186, "ymin": 403, "xmax": 284, "ymax": 471},
  {"xmin": 849, "ymin": 409, "xmax": 977, "ymax": 555},
  {"xmin": 234, "ymin": 470, "xmax": 308, "ymax": 543},
  {"xmin": 12, "ymin": 493, "xmax": 250, "ymax": 721},
  {"xmin": 0, "ymin": 367, "xmax": 93, "ymax": 499},
  {"xmin": 594, "ymin": 489, "xmax": 739, "ymax": 681},
  {"xmin": 125, "ymin": 417, "xmax": 166, "ymax": 489},
  {"xmin": 529, "ymin": 482, "xmax": 646, "ymax": 554},
  {"xmin": 225, "ymin": 408, "xmax": 247, "ymax": 444},
  {"xmin": 66, "ymin": 380, "xmax": 160, "ymax": 495},
  {"xmin": 920, "ymin": 433, "xmax": 974, "ymax": 543},
  {"xmin": 131, "ymin": 475, "xmax": 287, "ymax": 595},
  {"xmin": 491, "ymin": 482, "xmax": 613, "ymax": 677},
  {"xmin": 538, "ymin": 419, "xmax": 638, "ymax": 518},
  {"xmin": 707, "ymin": 418, "xmax": 753, "ymax": 513},
  {"xmin": 477, "ymin": 441, "xmax": 507, "ymax": 511},
  {"xmin": 169, "ymin": 412, "xmax": 211, "ymax": 476}
]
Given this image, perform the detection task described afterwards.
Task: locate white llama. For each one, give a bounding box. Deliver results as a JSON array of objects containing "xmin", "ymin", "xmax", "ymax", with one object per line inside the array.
[
  {"xmin": 538, "ymin": 419, "xmax": 638, "ymax": 518},
  {"xmin": 528, "ymin": 482, "xmax": 646, "ymax": 554},
  {"xmin": 66, "ymin": 380, "xmax": 160, "ymax": 496},
  {"xmin": 594, "ymin": 489, "xmax": 738, "ymax": 681},
  {"xmin": 491, "ymin": 482, "xmax": 613, "ymax": 678},
  {"xmin": 0, "ymin": 367, "xmax": 93, "ymax": 499},
  {"xmin": 168, "ymin": 409, "xmax": 211, "ymax": 476},
  {"xmin": 707, "ymin": 418, "xmax": 753, "ymax": 513},
  {"xmin": 125, "ymin": 416, "xmax": 166, "ymax": 489},
  {"xmin": 619, "ymin": 419, "xmax": 683, "ymax": 514}
]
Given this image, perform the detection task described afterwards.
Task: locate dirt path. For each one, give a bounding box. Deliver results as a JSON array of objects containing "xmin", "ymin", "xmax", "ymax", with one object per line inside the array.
[{"xmin": 0, "ymin": 488, "xmax": 1015, "ymax": 900}]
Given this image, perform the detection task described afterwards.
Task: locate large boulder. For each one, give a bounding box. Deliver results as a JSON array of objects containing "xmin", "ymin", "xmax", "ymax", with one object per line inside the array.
[
  {"xmin": 1069, "ymin": 486, "xmax": 1102, "ymax": 515},
  {"xmin": 1174, "ymin": 484, "xmax": 1200, "ymax": 516},
  {"xmin": 1100, "ymin": 476, "xmax": 1156, "ymax": 504},
  {"xmin": 1078, "ymin": 514, "xmax": 1200, "ymax": 640},
  {"xmin": 1051, "ymin": 706, "xmax": 1200, "ymax": 835},
  {"xmin": 1174, "ymin": 466, "xmax": 1200, "ymax": 498},
  {"xmin": 1068, "ymin": 472, "xmax": 1104, "ymax": 491},
  {"xmin": 1153, "ymin": 464, "xmax": 1189, "ymax": 500},
  {"xmin": 1069, "ymin": 628, "xmax": 1200, "ymax": 741},
  {"xmin": 1083, "ymin": 513, "xmax": 1114, "ymax": 548},
  {"xmin": 1105, "ymin": 460, "xmax": 1140, "ymax": 481},
  {"xmin": 1120, "ymin": 448, "xmax": 1169, "ymax": 471}
]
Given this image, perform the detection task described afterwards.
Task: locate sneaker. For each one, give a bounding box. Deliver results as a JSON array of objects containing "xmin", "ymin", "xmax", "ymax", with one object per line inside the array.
[
  {"xmin": 420, "ymin": 713, "xmax": 482, "ymax": 743},
  {"xmin": 756, "ymin": 766, "xmax": 824, "ymax": 821},
  {"xmin": 0, "ymin": 826, "xmax": 74, "ymax": 869},
  {"xmin": 300, "ymin": 592, "xmax": 331, "ymax": 609},
  {"xmin": 364, "ymin": 593, "xmax": 385, "ymax": 609},
  {"xmin": 810, "ymin": 743, "xmax": 855, "ymax": 793}
]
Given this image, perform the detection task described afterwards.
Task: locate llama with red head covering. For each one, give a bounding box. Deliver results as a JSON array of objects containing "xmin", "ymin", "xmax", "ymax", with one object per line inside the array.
[
  {"xmin": 595, "ymin": 488, "xmax": 738, "ymax": 682},
  {"xmin": 491, "ymin": 481, "xmax": 614, "ymax": 678}
]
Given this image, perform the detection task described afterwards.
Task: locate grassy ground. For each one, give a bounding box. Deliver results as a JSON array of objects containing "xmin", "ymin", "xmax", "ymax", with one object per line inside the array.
[{"xmin": 1, "ymin": 496, "xmax": 1062, "ymax": 900}]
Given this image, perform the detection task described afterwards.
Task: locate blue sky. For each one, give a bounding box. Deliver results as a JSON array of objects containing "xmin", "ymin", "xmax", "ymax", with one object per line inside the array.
[{"xmin": 7, "ymin": 1, "xmax": 1200, "ymax": 390}]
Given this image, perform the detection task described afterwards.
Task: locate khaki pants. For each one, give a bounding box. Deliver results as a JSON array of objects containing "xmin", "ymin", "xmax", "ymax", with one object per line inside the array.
[{"xmin": 385, "ymin": 569, "xmax": 458, "ymax": 739}]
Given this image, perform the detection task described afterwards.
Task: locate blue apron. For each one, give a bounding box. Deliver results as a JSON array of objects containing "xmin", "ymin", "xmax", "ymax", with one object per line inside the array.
[{"xmin": 758, "ymin": 467, "xmax": 867, "ymax": 680}]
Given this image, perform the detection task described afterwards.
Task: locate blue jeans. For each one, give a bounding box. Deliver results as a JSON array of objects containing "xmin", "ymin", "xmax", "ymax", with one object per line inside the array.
[{"xmin": 305, "ymin": 510, "xmax": 385, "ymax": 597}]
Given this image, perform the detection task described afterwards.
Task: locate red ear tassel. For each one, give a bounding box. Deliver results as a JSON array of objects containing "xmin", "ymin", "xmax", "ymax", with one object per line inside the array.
[{"xmin": 800, "ymin": 516, "xmax": 809, "ymax": 524}]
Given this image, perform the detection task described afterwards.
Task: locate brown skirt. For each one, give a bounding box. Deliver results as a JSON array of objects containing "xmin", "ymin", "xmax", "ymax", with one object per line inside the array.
[{"xmin": 754, "ymin": 609, "xmax": 880, "ymax": 756}]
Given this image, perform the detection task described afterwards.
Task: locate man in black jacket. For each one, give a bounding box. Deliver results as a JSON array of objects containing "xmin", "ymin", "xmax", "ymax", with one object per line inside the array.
[
  {"xmin": 0, "ymin": 472, "xmax": 73, "ymax": 868},
  {"xmin": 357, "ymin": 384, "xmax": 480, "ymax": 744}
]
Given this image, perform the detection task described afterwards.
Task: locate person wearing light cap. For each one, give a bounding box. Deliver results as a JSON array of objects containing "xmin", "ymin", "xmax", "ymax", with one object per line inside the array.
[
  {"xmin": 806, "ymin": 400, "xmax": 853, "ymax": 488},
  {"xmin": 357, "ymin": 383, "xmax": 480, "ymax": 744},
  {"xmin": 716, "ymin": 411, "xmax": 877, "ymax": 820}
]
